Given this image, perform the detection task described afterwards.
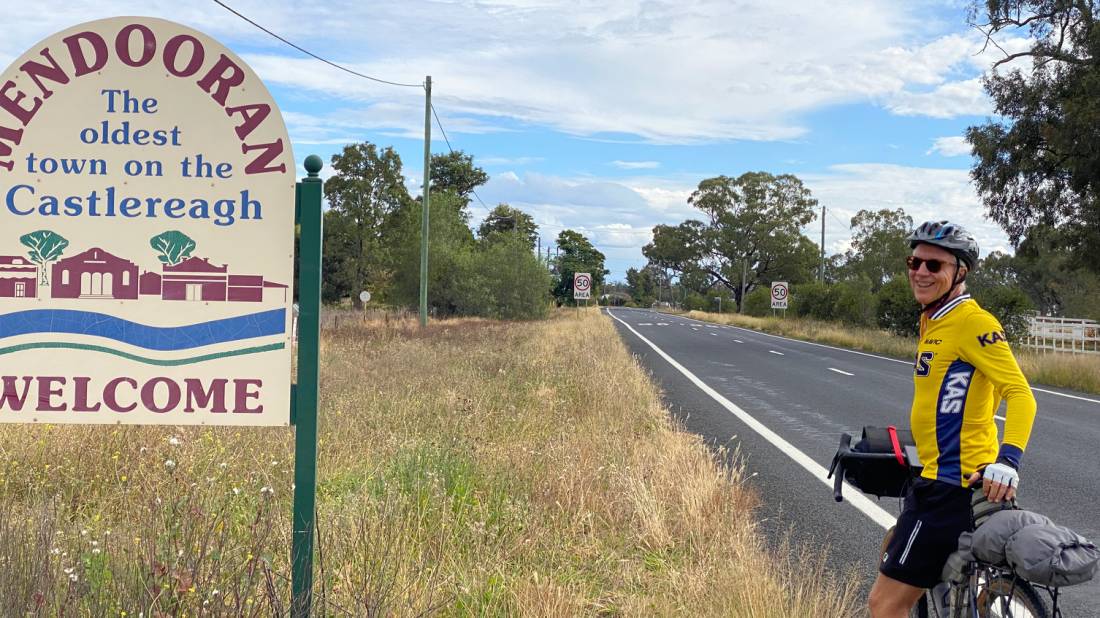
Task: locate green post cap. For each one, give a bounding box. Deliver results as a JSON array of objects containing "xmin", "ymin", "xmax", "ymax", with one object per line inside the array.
[{"xmin": 304, "ymin": 155, "xmax": 323, "ymax": 177}]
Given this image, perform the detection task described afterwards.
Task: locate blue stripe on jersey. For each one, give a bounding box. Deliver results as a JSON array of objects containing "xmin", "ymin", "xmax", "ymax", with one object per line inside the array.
[
  {"xmin": 998, "ymin": 444, "xmax": 1023, "ymax": 469},
  {"xmin": 935, "ymin": 359, "xmax": 975, "ymax": 484}
]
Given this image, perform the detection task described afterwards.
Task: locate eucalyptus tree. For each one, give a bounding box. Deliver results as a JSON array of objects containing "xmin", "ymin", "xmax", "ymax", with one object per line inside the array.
[
  {"xmin": 643, "ymin": 172, "xmax": 818, "ymax": 311},
  {"xmin": 322, "ymin": 142, "xmax": 409, "ymax": 307},
  {"xmin": 967, "ymin": 0, "xmax": 1100, "ymax": 271}
]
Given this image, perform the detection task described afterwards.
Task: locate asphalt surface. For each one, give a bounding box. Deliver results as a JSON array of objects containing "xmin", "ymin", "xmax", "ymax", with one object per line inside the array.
[{"xmin": 606, "ymin": 307, "xmax": 1100, "ymax": 617}]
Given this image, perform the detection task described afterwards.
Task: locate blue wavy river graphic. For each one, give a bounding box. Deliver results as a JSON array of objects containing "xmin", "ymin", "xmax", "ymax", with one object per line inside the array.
[{"xmin": 0, "ymin": 308, "xmax": 286, "ymax": 351}]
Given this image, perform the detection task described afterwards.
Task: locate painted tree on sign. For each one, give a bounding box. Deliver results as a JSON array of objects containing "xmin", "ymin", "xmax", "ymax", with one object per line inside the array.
[
  {"xmin": 150, "ymin": 231, "xmax": 197, "ymax": 266},
  {"xmin": 20, "ymin": 230, "xmax": 69, "ymax": 286}
]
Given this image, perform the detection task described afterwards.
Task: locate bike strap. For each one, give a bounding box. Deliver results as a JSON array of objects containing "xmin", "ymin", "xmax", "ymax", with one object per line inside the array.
[{"xmin": 887, "ymin": 425, "xmax": 906, "ymax": 467}]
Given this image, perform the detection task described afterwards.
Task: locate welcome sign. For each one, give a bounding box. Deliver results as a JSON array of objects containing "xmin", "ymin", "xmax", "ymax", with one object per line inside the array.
[{"xmin": 0, "ymin": 17, "xmax": 295, "ymax": 425}]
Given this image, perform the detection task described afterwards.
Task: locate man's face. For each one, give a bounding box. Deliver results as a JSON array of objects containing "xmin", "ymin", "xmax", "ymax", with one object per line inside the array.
[{"xmin": 908, "ymin": 243, "xmax": 963, "ymax": 306}]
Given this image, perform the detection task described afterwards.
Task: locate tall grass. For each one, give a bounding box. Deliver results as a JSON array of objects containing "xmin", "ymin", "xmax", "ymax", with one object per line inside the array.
[
  {"xmin": 679, "ymin": 310, "xmax": 1100, "ymax": 395},
  {"xmin": 681, "ymin": 310, "xmax": 916, "ymax": 359},
  {"xmin": 0, "ymin": 309, "xmax": 859, "ymax": 615}
]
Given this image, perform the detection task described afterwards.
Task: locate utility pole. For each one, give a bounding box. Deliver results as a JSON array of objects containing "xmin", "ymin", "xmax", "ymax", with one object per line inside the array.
[
  {"xmin": 419, "ymin": 76, "xmax": 432, "ymax": 327},
  {"xmin": 820, "ymin": 204, "xmax": 825, "ymax": 283}
]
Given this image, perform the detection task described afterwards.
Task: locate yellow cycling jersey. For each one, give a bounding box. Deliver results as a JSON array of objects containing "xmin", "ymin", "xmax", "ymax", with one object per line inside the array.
[{"xmin": 910, "ymin": 294, "xmax": 1037, "ymax": 486}]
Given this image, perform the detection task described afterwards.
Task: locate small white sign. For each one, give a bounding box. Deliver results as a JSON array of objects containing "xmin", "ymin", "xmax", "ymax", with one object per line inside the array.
[
  {"xmin": 573, "ymin": 272, "xmax": 592, "ymax": 300},
  {"xmin": 770, "ymin": 281, "xmax": 789, "ymax": 309},
  {"xmin": 359, "ymin": 291, "xmax": 371, "ymax": 303}
]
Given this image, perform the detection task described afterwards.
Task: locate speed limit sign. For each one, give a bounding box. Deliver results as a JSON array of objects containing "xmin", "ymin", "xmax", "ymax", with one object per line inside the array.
[
  {"xmin": 770, "ymin": 281, "xmax": 789, "ymax": 309},
  {"xmin": 573, "ymin": 272, "xmax": 592, "ymax": 300}
]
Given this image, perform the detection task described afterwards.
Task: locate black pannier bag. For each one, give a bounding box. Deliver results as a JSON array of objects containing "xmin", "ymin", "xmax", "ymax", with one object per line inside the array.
[{"xmin": 834, "ymin": 426, "xmax": 916, "ymax": 499}]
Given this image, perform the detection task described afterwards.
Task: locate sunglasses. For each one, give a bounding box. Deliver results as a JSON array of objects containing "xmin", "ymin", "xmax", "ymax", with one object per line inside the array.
[{"xmin": 906, "ymin": 256, "xmax": 951, "ymax": 273}]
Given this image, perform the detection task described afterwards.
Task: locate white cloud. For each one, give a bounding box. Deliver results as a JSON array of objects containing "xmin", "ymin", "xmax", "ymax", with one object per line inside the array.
[
  {"xmin": 467, "ymin": 164, "xmax": 1015, "ymax": 279},
  {"xmin": 7, "ymin": 1, "xmax": 1013, "ymax": 144},
  {"xmin": 611, "ymin": 160, "xmax": 660, "ymax": 170},
  {"xmin": 886, "ymin": 77, "xmax": 992, "ymax": 118},
  {"xmin": 803, "ymin": 163, "xmax": 1010, "ymax": 257},
  {"xmin": 473, "ymin": 170, "xmax": 700, "ymax": 275},
  {"xmin": 927, "ymin": 136, "xmax": 972, "ymax": 157}
]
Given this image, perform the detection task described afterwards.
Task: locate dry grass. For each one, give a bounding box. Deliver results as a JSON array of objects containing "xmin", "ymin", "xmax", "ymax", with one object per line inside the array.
[
  {"xmin": 0, "ymin": 308, "xmax": 861, "ymax": 615},
  {"xmin": 681, "ymin": 310, "xmax": 916, "ymax": 359},
  {"xmin": 1016, "ymin": 351, "xmax": 1100, "ymax": 395},
  {"xmin": 679, "ymin": 310, "xmax": 1100, "ymax": 395}
]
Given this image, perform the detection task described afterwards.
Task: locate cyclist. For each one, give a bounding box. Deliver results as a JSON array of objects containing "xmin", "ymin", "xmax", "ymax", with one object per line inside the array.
[{"xmin": 868, "ymin": 221, "xmax": 1038, "ymax": 618}]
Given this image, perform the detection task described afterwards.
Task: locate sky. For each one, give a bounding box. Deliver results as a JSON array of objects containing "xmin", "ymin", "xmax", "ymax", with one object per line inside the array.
[{"xmin": 7, "ymin": 1, "xmax": 1031, "ymax": 280}]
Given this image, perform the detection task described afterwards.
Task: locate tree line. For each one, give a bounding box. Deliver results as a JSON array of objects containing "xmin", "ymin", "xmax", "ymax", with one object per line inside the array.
[
  {"xmin": 627, "ymin": 2, "xmax": 1100, "ymax": 335},
  {"xmin": 313, "ymin": 143, "xmax": 607, "ymax": 318},
  {"xmin": 630, "ymin": 171, "xmax": 1095, "ymax": 339}
]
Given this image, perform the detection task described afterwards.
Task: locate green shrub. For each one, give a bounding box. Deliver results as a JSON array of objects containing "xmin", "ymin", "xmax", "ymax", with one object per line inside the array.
[
  {"xmin": 972, "ymin": 285, "xmax": 1035, "ymax": 342},
  {"xmin": 876, "ymin": 278, "xmax": 919, "ymax": 336},
  {"xmin": 743, "ymin": 286, "xmax": 773, "ymax": 316},
  {"xmin": 832, "ymin": 278, "xmax": 875, "ymax": 326},
  {"xmin": 682, "ymin": 293, "xmax": 711, "ymax": 312},
  {"xmin": 791, "ymin": 282, "xmax": 836, "ymax": 321}
]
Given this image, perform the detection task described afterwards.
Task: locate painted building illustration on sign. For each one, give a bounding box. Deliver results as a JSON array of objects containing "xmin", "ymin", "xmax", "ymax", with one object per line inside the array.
[
  {"xmin": 141, "ymin": 257, "xmax": 288, "ymax": 302},
  {"xmin": 51, "ymin": 248, "xmax": 140, "ymax": 299},
  {"xmin": 44, "ymin": 247, "xmax": 286, "ymax": 303},
  {"xmin": 0, "ymin": 256, "xmax": 38, "ymax": 299}
]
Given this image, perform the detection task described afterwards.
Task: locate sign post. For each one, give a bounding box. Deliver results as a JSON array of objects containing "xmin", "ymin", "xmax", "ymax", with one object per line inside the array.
[
  {"xmin": 770, "ymin": 281, "xmax": 789, "ymax": 316},
  {"xmin": 291, "ymin": 155, "xmax": 323, "ymax": 617}
]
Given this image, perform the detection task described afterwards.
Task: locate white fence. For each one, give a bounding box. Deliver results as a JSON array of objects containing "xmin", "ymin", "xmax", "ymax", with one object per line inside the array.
[{"xmin": 1021, "ymin": 316, "xmax": 1100, "ymax": 355}]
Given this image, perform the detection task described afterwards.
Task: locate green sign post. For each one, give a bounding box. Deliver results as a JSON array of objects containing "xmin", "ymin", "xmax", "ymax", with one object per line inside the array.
[{"xmin": 291, "ymin": 155, "xmax": 324, "ymax": 616}]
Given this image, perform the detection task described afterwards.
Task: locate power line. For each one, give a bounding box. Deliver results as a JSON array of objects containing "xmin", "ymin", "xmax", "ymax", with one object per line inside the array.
[
  {"xmin": 430, "ymin": 103, "xmax": 454, "ymax": 152},
  {"xmin": 216, "ymin": 0, "xmax": 494, "ymax": 219},
  {"xmin": 215, "ymin": 0, "xmax": 493, "ymax": 216},
  {"xmin": 430, "ymin": 101, "xmax": 491, "ymax": 212},
  {"xmin": 212, "ymin": 0, "xmax": 423, "ymax": 88},
  {"xmin": 827, "ymin": 208, "xmax": 851, "ymax": 229}
]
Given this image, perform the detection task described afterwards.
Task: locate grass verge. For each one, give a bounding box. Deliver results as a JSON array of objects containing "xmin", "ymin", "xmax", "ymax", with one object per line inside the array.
[
  {"xmin": 0, "ymin": 308, "xmax": 859, "ymax": 615},
  {"xmin": 671, "ymin": 310, "xmax": 1100, "ymax": 395}
]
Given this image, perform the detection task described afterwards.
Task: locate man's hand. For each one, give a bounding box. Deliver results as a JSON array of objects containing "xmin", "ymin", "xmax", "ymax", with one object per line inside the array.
[{"xmin": 968, "ymin": 462, "xmax": 1018, "ymax": 503}]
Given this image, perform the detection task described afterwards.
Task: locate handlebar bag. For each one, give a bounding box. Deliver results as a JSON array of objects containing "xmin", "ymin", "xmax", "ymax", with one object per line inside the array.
[{"xmin": 845, "ymin": 426, "xmax": 915, "ymax": 498}]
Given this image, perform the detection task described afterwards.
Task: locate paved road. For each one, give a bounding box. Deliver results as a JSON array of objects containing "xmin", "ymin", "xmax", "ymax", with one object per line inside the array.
[{"xmin": 607, "ymin": 307, "xmax": 1100, "ymax": 617}]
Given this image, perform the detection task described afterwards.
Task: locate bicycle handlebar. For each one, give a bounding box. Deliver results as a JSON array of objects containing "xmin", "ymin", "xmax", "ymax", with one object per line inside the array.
[{"xmin": 827, "ymin": 432, "xmax": 920, "ymax": 503}]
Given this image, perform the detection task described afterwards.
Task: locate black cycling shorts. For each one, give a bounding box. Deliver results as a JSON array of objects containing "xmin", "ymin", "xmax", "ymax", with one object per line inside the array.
[{"xmin": 879, "ymin": 476, "xmax": 972, "ymax": 589}]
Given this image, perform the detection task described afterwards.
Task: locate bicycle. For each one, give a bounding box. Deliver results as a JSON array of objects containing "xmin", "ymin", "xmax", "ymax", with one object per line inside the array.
[{"xmin": 828, "ymin": 431, "xmax": 1062, "ymax": 618}]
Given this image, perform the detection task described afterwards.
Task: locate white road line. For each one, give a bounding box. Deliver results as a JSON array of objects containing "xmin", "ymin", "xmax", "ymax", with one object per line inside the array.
[
  {"xmin": 692, "ymin": 327, "xmax": 699, "ymax": 331},
  {"xmin": 607, "ymin": 309, "xmax": 895, "ymax": 530},
  {"xmin": 828, "ymin": 368, "xmax": 854, "ymax": 376},
  {"xmin": 667, "ymin": 312, "xmax": 909, "ymax": 364},
  {"xmin": 649, "ymin": 311, "xmax": 1099, "ymax": 406},
  {"xmin": 657, "ymin": 322, "xmax": 669, "ymax": 326},
  {"xmin": 1031, "ymin": 388, "xmax": 1100, "ymax": 404},
  {"xmin": 769, "ymin": 350, "xmax": 784, "ymax": 356},
  {"xmin": 710, "ymin": 333, "xmax": 718, "ymax": 336},
  {"xmin": 638, "ymin": 323, "xmax": 653, "ymax": 326},
  {"xmin": 733, "ymin": 339, "xmax": 744, "ymax": 344}
]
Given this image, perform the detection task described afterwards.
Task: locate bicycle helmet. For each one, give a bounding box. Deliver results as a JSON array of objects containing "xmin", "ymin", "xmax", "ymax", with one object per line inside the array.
[
  {"xmin": 907, "ymin": 220, "xmax": 979, "ymax": 270},
  {"xmin": 907, "ymin": 220, "xmax": 979, "ymax": 314}
]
